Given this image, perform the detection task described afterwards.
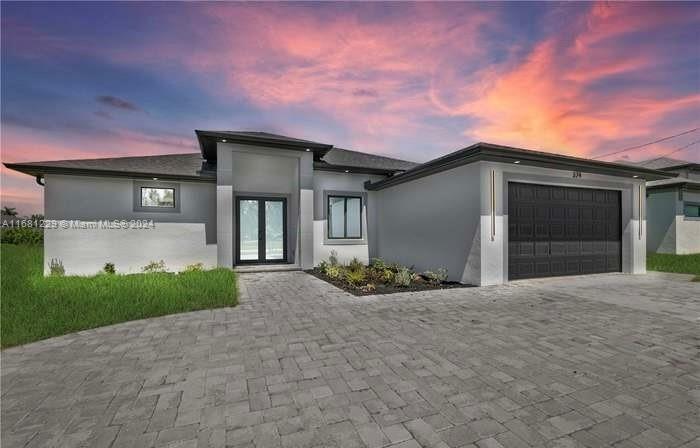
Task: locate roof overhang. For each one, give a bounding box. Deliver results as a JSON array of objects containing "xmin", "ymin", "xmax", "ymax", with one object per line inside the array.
[
  {"xmin": 659, "ymin": 163, "xmax": 700, "ymax": 172},
  {"xmin": 195, "ymin": 130, "xmax": 334, "ymax": 161},
  {"xmin": 365, "ymin": 142, "xmax": 674, "ymax": 191},
  {"xmin": 312, "ymin": 161, "xmax": 405, "ymax": 176},
  {"xmin": 2, "ymin": 162, "xmax": 216, "ymax": 183}
]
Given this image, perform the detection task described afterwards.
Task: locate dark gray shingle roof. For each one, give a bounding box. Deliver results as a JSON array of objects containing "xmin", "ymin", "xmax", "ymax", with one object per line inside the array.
[
  {"xmin": 321, "ymin": 147, "xmax": 418, "ymax": 172},
  {"xmin": 4, "ymin": 153, "xmax": 213, "ymax": 181},
  {"xmin": 616, "ymin": 156, "xmax": 692, "ymax": 170}
]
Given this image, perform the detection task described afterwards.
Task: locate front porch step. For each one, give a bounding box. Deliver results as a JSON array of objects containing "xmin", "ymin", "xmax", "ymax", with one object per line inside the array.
[{"xmin": 234, "ymin": 264, "xmax": 302, "ymax": 273}]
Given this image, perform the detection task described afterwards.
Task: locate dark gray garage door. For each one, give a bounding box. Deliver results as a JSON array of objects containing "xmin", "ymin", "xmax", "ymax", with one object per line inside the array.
[{"xmin": 508, "ymin": 182, "xmax": 621, "ymax": 280}]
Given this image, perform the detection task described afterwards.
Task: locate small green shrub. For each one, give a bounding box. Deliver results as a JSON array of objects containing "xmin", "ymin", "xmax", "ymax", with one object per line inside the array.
[
  {"xmin": 328, "ymin": 250, "xmax": 339, "ymax": 267},
  {"xmin": 142, "ymin": 260, "xmax": 167, "ymax": 273},
  {"xmin": 103, "ymin": 262, "xmax": 116, "ymax": 275},
  {"xmin": 318, "ymin": 260, "xmax": 329, "ymax": 273},
  {"xmin": 325, "ymin": 264, "xmax": 343, "ymax": 280},
  {"xmin": 48, "ymin": 258, "xmax": 65, "ymax": 277},
  {"xmin": 423, "ymin": 268, "xmax": 448, "ymax": 285},
  {"xmin": 369, "ymin": 258, "xmax": 387, "ymax": 270},
  {"xmin": 394, "ymin": 267, "xmax": 413, "ymax": 287},
  {"xmin": 1, "ymin": 227, "xmax": 43, "ymax": 245},
  {"xmin": 348, "ymin": 257, "xmax": 365, "ymax": 273},
  {"xmin": 183, "ymin": 262, "xmax": 205, "ymax": 272},
  {"xmin": 345, "ymin": 269, "xmax": 366, "ymax": 287}
]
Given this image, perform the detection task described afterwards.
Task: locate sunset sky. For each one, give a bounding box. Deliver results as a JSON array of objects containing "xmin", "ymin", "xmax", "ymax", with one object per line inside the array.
[{"xmin": 2, "ymin": 2, "xmax": 699, "ymax": 214}]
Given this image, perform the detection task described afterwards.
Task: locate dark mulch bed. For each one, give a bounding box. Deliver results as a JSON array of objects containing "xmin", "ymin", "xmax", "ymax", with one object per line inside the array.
[{"xmin": 306, "ymin": 269, "xmax": 475, "ymax": 296}]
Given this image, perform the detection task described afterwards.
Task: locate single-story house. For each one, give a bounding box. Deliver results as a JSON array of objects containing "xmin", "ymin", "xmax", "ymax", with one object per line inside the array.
[
  {"xmin": 624, "ymin": 157, "xmax": 699, "ymax": 254},
  {"xmin": 5, "ymin": 130, "xmax": 673, "ymax": 285}
]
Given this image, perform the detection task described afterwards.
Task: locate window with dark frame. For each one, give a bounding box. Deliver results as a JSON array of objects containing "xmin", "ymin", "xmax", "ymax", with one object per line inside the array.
[
  {"xmin": 140, "ymin": 187, "xmax": 176, "ymax": 208},
  {"xmin": 684, "ymin": 202, "xmax": 700, "ymax": 218},
  {"xmin": 328, "ymin": 195, "xmax": 362, "ymax": 239}
]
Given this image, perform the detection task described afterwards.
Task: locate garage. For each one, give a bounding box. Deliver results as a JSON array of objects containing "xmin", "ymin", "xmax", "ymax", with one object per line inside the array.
[{"xmin": 508, "ymin": 182, "xmax": 621, "ymax": 280}]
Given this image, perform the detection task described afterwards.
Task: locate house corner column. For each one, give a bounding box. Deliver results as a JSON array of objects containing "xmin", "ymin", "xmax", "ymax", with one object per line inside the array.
[
  {"xmin": 631, "ymin": 182, "xmax": 646, "ymax": 274},
  {"xmin": 299, "ymin": 152, "xmax": 314, "ymax": 269},
  {"xmin": 479, "ymin": 164, "xmax": 505, "ymax": 286}
]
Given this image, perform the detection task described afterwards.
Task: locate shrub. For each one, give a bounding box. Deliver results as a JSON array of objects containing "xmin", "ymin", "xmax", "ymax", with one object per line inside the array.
[
  {"xmin": 345, "ymin": 269, "xmax": 366, "ymax": 287},
  {"xmin": 183, "ymin": 262, "xmax": 204, "ymax": 272},
  {"xmin": 0, "ymin": 227, "xmax": 43, "ymax": 245},
  {"xmin": 103, "ymin": 262, "xmax": 116, "ymax": 275},
  {"xmin": 142, "ymin": 260, "xmax": 167, "ymax": 273},
  {"xmin": 348, "ymin": 257, "xmax": 365, "ymax": 273},
  {"xmin": 318, "ymin": 260, "xmax": 329, "ymax": 273},
  {"xmin": 423, "ymin": 268, "xmax": 448, "ymax": 285},
  {"xmin": 394, "ymin": 267, "xmax": 413, "ymax": 287},
  {"xmin": 369, "ymin": 258, "xmax": 387, "ymax": 270},
  {"xmin": 48, "ymin": 258, "xmax": 65, "ymax": 277},
  {"xmin": 325, "ymin": 264, "xmax": 343, "ymax": 280},
  {"xmin": 328, "ymin": 250, "xmax": 339, "ymax": 267}
]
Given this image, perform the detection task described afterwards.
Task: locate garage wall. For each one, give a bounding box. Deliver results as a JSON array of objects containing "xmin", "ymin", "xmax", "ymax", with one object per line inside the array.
[
  {"xmin": 373, "ymin": 163, "xmax": 482, "ymax": 284},
  {"xmin": 486, "ymin": 162, "xmax": 646, "ymax": 284},
  {"xmin": 44, "ymin": 174, "xmax": 216, "ymax": 275}
]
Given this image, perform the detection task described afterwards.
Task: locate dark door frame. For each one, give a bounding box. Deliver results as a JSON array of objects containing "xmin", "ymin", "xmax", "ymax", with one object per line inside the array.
[{"xmin": 235, "ymin": 196, "xmax": 288, "ymax": 265}]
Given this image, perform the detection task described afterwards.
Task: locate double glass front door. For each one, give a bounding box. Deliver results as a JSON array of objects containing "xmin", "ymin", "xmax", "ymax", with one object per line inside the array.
[{"xmin": 236, "ymin": 197, "xmax": 287, "ymax": 264}]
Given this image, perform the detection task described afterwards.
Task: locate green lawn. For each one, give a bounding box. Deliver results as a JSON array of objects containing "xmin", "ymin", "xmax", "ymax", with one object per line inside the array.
[
  {"xmin": 647, "ymin": 253, "xmax": 700, "ymax": 278},
  {"xmin": 1, "ymin": 244, "xmax": 237, "ymax": 348}
]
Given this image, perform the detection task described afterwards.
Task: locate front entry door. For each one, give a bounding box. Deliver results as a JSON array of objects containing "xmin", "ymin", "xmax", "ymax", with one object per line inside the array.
[{"xmin": 236, "ymin": 197, "xmax": 287, "ymax": 264}]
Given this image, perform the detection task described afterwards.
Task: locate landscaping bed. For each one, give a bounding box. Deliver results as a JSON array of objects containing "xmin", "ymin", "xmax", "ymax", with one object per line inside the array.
[{"xmin": 307, "ymin": 252, "xmax": 473, "ymax": 296}]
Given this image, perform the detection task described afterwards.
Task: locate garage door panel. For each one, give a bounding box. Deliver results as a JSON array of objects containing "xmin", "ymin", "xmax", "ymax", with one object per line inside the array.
[{"xmin": 508, "ymin": 183, "xmax": 621, "ymax": 280}]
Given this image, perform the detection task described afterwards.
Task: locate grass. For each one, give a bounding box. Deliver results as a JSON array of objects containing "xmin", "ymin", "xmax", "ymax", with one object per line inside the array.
[
  {"xmin": 1, "ymin": 244, "xmax": 237, "ymax": 348},
  {"xmin": 647, "ymin": 253, "xmax": 700, "ymax": 280}
]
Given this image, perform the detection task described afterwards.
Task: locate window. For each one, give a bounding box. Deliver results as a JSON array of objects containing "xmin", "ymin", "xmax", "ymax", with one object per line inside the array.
[
  {"xmin": 684, "ymin": 202, "xmax": 700, "ymax": 218},
  {"xmin": 133, "ymin": 181, "xmax": 180, "ymax": 213},
  {"xmin": 141, "ymin": 187, "xmax": 175, "ymax": 208},
  {"xmin": 328, "ymin": 195, "xmax": 362, "ymax": 239}
]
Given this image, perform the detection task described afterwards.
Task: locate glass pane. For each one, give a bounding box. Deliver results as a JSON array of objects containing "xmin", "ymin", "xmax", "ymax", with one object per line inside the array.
[
  {"xmin": 685, "ymin": 204, "xmax": 700, "ymax": 218},
  {"xmin": 239, "ymin": 200, "xmax": 258, "ymax": 260},
  {"xmin": 141, "ymin": 188, "xmax": 175, "ymax": 207},
  {"xmin": 328, "ymin": 197, "xmax": 345, "ymax": 238},
  {"xmin": 265, "ymin": 201, "xmax": 284, "ymax": 260},
  {"xmin": 346, "ymin": 197, "xmax": 362, "ymax": 238}
]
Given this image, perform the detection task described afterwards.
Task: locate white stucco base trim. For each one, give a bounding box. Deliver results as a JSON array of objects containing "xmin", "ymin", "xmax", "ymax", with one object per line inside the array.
[
  {"xmin": 313, "ymin": 220, "xmax": 370, "ymax": 266},
  {"xmin": 44, "ymin": 223, "xmax": 216, "ymax": 275}
]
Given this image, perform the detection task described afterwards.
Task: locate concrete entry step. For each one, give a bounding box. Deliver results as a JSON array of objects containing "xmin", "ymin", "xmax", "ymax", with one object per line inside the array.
[{"xmin": 234, "ymin": 264, "xmax": 301, "ymax": 273}]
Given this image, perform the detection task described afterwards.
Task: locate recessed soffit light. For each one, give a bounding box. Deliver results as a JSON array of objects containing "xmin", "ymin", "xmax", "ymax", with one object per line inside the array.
[{"xmin": 513, "ymin": 160, "xmax": 520, "ymax": 164}]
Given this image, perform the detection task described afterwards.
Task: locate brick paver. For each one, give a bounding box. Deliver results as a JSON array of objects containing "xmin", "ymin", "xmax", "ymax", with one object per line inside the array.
[{"xmin": 2, "ymin": 272, "xmax": 699, "ymax": 447}]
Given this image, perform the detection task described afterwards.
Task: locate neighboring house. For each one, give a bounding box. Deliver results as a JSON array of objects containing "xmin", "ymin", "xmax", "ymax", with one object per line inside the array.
[
  {"xmin": 5, "ymin": 130, "xmax": 671, "ymax": 285},
  {"xmin": 624, "ymin": 157, "xmax": 700, "ymax": 254}
]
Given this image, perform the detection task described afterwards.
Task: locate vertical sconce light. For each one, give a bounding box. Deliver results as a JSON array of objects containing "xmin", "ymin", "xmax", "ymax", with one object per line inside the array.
[
  {"xmin": 490, "ymin": 170, "xmax": 496, "ymax": 241},
  {"xmin": 638, "ymin": 184, "xmax": 643, "ymax": 240}
]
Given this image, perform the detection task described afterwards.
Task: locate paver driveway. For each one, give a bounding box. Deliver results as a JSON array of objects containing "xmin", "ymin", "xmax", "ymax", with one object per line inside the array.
[{"xmin": 2, "ymin": 272, "xmax": 699, "ymax": 448}]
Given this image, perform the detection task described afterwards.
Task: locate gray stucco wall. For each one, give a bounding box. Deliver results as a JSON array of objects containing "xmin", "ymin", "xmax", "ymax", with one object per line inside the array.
[
  {"xmin": 373, "ymin": 163, "xmax": 482, "ymax": 283},
  {"xmin": 647, "ymin": 190, "xmax": 677, "ymax": 253},
  {"xmin": 372, "ymin": 161, "xmax": 646, "ymax": 285},
  {"xmin": 43, "ymin": 174, "xmax": 217, "ymax": 274}
]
